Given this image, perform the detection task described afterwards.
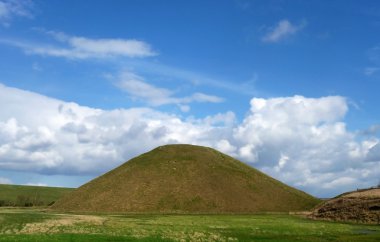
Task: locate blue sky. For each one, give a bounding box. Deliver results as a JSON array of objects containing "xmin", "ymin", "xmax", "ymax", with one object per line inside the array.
[{"xmin": 0, "ymin": 0, "xmax": 379, "ymax": 197}]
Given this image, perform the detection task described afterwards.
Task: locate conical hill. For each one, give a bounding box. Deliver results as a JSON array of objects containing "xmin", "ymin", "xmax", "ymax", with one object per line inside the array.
[{"xmin": 53, "ymin": 144, "xmax": 320, "ymax": 213}]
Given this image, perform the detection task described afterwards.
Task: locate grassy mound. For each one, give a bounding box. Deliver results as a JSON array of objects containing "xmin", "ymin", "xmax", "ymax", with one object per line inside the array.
[{"xmin": 53, "ymin": 144, "xmax": 320, "ymax": 213}]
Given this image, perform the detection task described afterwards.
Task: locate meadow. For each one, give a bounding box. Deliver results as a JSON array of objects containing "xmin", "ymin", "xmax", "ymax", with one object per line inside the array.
[
  {"xmin": 0, "ymin": 208, "xmax": 379, "ymax": 242},
  {"xmin": 0, "ymin": 184, "xmax": 74, "ymax": 207}
]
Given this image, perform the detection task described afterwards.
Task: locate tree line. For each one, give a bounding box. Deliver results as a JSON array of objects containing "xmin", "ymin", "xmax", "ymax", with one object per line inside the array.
[{"xmin": 0, "ymin": 194, "xmax": 55, "ymax": 207}]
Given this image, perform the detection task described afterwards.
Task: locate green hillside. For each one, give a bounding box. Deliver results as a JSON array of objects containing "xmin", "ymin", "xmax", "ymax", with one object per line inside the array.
[
  {"xmin": 0, "ymin": 184, "xmax": 74, "ymax": 207},
  {"xmin": 53, "ymin": 144, "xmax": 320, "ymax": 213}
]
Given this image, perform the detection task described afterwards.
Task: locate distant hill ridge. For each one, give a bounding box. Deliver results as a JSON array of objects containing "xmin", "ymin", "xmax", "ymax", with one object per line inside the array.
[
  {"xmin": 53, "ymin": 144, "xmax": 320, "ymax": 213},
  {"xmin": 0, "ymin": 184, "xmax": 74, "ymax": 207}
]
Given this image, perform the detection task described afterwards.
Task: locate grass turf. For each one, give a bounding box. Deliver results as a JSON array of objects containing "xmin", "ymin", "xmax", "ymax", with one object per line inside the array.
[{"xmin": 0, "ymin": 208, "xmax": 379, "ymax": 241}]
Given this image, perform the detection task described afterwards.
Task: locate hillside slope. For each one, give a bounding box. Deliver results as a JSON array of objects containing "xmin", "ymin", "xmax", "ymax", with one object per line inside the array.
[
  {"xmin": 53, "ymin": 144, "xmax": 320, "ymax": 213},
  {"xmin": 309, "ymin": 188, "xmax": 380, "ymax": 224},
  {"xmin": 0, "ymin": 184, "xmax": 74, "ymax": 207}
]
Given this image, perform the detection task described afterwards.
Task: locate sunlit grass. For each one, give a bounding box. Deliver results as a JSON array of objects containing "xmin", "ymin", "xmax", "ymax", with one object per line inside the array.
[{"xmin": 0, "ymin": 208, "xmax": 379, "ymax": 241}]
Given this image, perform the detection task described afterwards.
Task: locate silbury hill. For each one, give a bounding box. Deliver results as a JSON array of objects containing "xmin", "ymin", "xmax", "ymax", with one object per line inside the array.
[{"xmin": 52, "ymin": 144, "xmax": 320, "ymax": 213}]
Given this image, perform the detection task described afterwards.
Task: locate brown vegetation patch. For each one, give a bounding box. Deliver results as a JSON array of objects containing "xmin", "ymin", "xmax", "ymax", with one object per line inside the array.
[
  {"xmin": 309, "ymin": 188, "xmax": 380, "ymax": 224},
  {"xmin": 342, "ymin": 188, "xmax": 380, "ymax": 198},
  {"xmin": 19, "ymin": 214, "xmax": 105, "ymax": 234}
]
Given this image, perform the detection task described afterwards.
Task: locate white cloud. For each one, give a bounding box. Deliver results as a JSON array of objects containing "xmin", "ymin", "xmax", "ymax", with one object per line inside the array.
[
  {"xmin": 0, "ymin": 83, "xmax": 379, "ymax": 197},
  {"xmin": 234, "ymin": 96, "xmax": 350, "ymax": 164},
  {"xmin": 0, "ymin": 176, "xmax": 12, "ymax": 184},
  {"xmin": 185, "ymin": 93, "xmax": 224, "ymax": 103},
  {"xmin": 116, "ymin": 71, "xmax": 223, "ymax": 108},
  {"xmin": 2, "ymin": 30, "xmax": 157, "ymax": 59},
  {"xmin": 235, "ymin": 95, "xmax": 380, "ymax": 196},
  {"xmin": 0, "ymin": 83, "xmax": 226, "ymax": 175},
  {"xmin": 24, "ymin": 182, "xmax": 47, "ymax": 186},
  {"xmin": 0, "ymin": 35, "xmax": 256, "ymax": 96},
  {"xmin": 179, "ymin": 105, "xmax": 190, "ymax": 112},
  {"xmin": 116, "ymin": 72, "xmax": 174, "ymax": 106},
  {"xmin": 0, "ymin": 0, "xmax": 33, "ymax": 26},
  {"xmin": 262, "ymin": 19, "xmax": 306, "ymax": 43},
  {"xmin": 215, "ymin": 139, "xmax": 237, "ymax": 154},
  {"xmin": 68, "ymin": 36, "xmax": 156, "ymax": 58},
  {"xmin": 322, "ymin": 177, "xmax": 357, "ymax": 189}
]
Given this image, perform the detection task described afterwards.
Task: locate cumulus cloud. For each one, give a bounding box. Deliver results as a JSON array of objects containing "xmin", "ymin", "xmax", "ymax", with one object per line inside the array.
[
  {"xmin": 1, "ymin": 30, "xmax": 157, "ymax": 59},
  {"xmin": 234, "ymin": 95, "xmax": 349, "ymax": 163},
  {"xmin": 0, "ymin": 83, "xmax": 227, "ymax": 175},
  {"xmin": 0, "ymin": 83, "xmax": 379, "ymax": 197},
  {"xmin": 0, "ymin": 0, "xmax": 33, "ymax": 26},
  {"xmin": 116, "ymin": 71, "xmax": 223, "ymax": 108},
  {"xmin": 262, "ymin": 19, "xmax": 306, "ymax": 43},
  {"xmin": 235, "ymin": 96, "xmax": 380, "ymax": 196}
]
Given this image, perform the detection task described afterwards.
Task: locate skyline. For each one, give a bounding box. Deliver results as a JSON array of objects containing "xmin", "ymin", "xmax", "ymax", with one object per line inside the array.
[{"xmin": 0, "ymin": 0, "xmax": 380, "ymax": 197}]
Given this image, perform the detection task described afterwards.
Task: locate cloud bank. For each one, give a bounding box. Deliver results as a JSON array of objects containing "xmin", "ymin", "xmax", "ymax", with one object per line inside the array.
[{"xmin": 0, "ymin": 83, "xmax": 379, "ymax": 197}]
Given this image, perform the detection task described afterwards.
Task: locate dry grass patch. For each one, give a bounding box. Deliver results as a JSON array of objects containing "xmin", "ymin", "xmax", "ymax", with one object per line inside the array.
[{"xmin": 18, "ymin": 214, "xmax": 106, "ymax": 234}]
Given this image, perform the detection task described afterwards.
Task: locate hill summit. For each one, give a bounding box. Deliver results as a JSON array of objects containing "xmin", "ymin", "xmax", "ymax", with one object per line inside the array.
[{"xmin": 53, "ymin": 144, "xmax": 320, "ymax": 213}]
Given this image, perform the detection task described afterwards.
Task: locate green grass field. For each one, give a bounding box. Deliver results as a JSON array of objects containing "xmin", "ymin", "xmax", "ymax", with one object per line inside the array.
[
  {"xmin": 0, "ymin": 208, "xmax": 379, "ymax": 241},
  {"xmin": 0, "ymin": 184, "xmax": 74, "ymax": 207}
]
